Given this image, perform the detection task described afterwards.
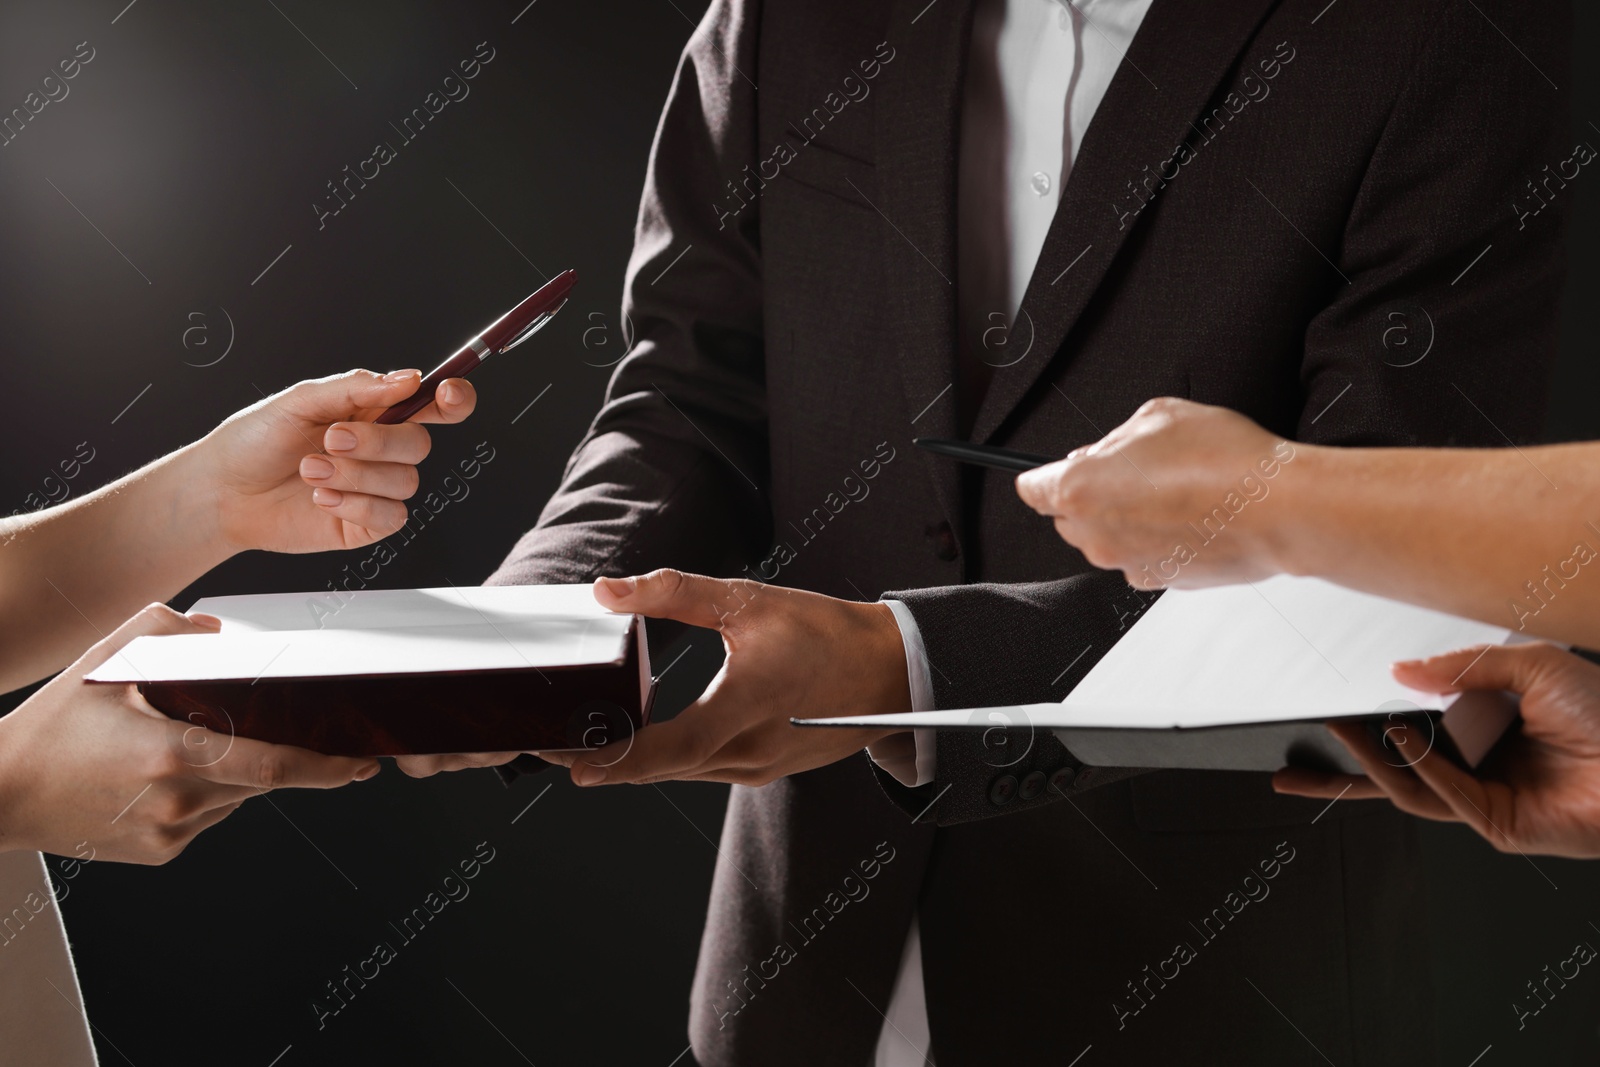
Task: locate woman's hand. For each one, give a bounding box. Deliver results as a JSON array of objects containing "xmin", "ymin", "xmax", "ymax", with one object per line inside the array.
[
  {"xmin": 1014, "ymin": 397, "xmax": 1300, "ymax": 589},
  {"xmin": 0, "ymin": 605, "xmax": 379, "ymax": 864},
  {"xmin": 1274, "ymin": 644, "xmax": 1600, "ymax": 859},
  {"xmin": 203, "ymin": 369, "xmax": 476, "ymax": 553}
]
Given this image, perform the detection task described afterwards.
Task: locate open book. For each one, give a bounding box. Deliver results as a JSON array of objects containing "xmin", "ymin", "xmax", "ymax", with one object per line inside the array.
[
  {"xmin": 85, "ymin": 585, "xmax": 654, "ymax": 757},
  {"xmin": 796, "ymin": 576, "xmax": 1522, "ymax": 774}
]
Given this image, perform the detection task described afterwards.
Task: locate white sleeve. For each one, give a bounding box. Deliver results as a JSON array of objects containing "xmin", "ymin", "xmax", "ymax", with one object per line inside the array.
[{"xmin": 864, "ymin": 599, "xmax": 937, "ymax": 788}]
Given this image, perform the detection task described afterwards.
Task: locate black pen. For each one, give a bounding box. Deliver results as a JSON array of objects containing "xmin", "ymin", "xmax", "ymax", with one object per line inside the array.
[{"xmin": 913, "ymin": 437, "xmax": 1054, "ymax": 473}]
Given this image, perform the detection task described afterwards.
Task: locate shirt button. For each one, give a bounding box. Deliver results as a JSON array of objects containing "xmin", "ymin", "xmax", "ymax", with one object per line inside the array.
[{"xmin": 1031, "ymin": 171, "xmax": 1052, "ymax": 196}]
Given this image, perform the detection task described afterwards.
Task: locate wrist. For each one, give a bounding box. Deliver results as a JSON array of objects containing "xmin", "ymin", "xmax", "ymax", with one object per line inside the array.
[
  {"xmin": 1263, "ymin": 440, "xmax": 1333, "ymax": 578},
  {"xmin": 862, "ymin": 601, "xmax": 914, "ymax": 717},
  {"xmin": 0, "ymin": 712, "xmax": 38, "ymax": 855},
  {"xmin": 160, "ymin": 437, "xmax": 238, "ymax": 566}
]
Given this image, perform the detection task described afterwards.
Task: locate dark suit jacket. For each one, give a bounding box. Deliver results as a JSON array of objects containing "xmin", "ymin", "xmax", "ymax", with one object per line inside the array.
[{"xmin": 487, "ymin": 0, "xmax": 1569, "ymax": 1062}]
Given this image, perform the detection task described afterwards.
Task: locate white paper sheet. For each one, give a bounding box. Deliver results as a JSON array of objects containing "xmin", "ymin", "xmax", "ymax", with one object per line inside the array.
[
  {"xmin": 798, "ymin": 575, "xmax": 1514, "ymax": 731},
  {"xmin": 85, "ymin": 585, "xmax": 632, "ymax": 683}
]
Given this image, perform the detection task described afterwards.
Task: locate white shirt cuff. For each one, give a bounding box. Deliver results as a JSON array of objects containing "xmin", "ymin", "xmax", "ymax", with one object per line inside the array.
[{"xmin": 865, "ymin": 599, "xmax": 937, "ymax": 788}]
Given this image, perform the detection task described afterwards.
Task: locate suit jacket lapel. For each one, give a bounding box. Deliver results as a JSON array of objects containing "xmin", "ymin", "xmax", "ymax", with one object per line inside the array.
[
  {"xmin": 876, "ymin": 0, "xmax": 976, "ymax": 537},
  {"xmin": 970, "ymin": 0, "xmax": 1286, "ymax": 446}
]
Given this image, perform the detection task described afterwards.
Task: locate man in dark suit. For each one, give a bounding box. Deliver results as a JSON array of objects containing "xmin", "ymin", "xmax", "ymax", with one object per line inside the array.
[{"xmin": 445, "ymin": 0, "xmax": 1569, "ymax": 1061}]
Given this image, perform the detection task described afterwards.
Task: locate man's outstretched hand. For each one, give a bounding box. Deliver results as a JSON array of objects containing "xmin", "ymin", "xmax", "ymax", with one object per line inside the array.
[
  {"xmin": 544, "ymin": 570, "xmax": 913, "ymax": 787},
  {"xmin": 393, "ymin": 570, "xmax": 915, "ymax": 783}
]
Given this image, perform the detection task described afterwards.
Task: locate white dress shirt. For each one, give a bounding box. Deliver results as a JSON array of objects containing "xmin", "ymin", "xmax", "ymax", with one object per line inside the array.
[
  {"xmin": 0, "ymin": 850, "xmax": 99, "ymax": 1066},
  {"xmin": 871, "ymin": 0, "xmax": 1152, "ymax": 1062}
]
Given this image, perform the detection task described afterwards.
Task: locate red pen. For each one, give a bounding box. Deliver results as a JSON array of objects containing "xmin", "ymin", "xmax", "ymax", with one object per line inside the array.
[{"xmin": 375, "ymin": 268, "xmax": 577, "ymax": 425}]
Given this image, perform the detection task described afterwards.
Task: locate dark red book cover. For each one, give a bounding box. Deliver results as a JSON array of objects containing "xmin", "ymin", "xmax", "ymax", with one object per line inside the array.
[{"xmin": 85, "ymin": 586, "xmax": 654, "ymax": 758}]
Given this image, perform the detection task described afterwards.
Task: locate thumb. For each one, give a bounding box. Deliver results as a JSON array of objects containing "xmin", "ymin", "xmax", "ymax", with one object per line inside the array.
[
  {"xmin": 73, "ymin": 603, "xmax": 222, "ymax": 679},
  {"xmin": 277, "ymin": 369, "xmax": 424, "ymax": 423},
  {"xmin": 1014, "ymin": 464, "xmax": 1054, "ymax": 512},
  {"xmin": 593, "ymin": 569, "xmax": 753, "ymax": 629},
  {"xmin": 1016, "ymin": 459, "xmax": 1077, "ymax": 517},
  {"xmin": 1392, "ymin": 643, "xmax": 1562, "ymax": 697}
]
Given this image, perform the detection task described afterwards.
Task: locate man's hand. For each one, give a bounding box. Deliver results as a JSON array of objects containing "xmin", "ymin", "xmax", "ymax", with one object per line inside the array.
[
  {"xmin": 547, "ymin": 570, "xmax": 912, "ymax": 787},
  {"xmin": 1273, "ymin": 643, "xmax": 1600, "ymax": 859},
  {"xmin": 203, "ymin": 368, "xmax": 477, "ymax": 553},
  {"xmin": 0, "ymin": 605, "xmax": 378, "ymax": 864},
  {"xmin": 1014, "ymin": 397, "xmax": 1298, "ymax": 589}
]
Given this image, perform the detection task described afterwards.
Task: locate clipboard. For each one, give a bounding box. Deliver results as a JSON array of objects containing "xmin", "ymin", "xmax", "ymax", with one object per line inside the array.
[{"xmin": 795, "ymin": 576, "xmax": 1523, "ymax": 774}]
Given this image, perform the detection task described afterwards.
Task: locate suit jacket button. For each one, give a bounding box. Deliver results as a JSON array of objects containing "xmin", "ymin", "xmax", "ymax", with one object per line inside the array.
[
  {"xmin": 988, "ymin": 774, "xmax": 1019, "ymax": 806},
  {"xmin": 925, "ymin": 520, "xmax": 959, "ymax": 562},
  {"xmin": 1048, "ymin": 766, "xmax": 1075, "ymax": 795},
  {"xmin": 1074, "ymin": 767, "xmax": 1097, "ymax": 790},
  {"xmin": 1018, "ymin": 770, "xmax": 1048, "ymax": 801}
]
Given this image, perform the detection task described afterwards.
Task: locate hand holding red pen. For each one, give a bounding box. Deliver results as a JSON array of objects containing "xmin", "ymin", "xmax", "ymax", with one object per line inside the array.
[
  {"xmin": 202, "ymin": 367, "xmax": 477, "ymax": 553},
  {"xmin": 199, "ymin": 274, "xmax": 571, "ymax": 553}
]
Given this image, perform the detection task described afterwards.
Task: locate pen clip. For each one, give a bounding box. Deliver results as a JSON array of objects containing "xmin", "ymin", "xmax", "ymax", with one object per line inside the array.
[{"xmin": 498, "ymin": 297, "xmax": 568, "ymax": 353}]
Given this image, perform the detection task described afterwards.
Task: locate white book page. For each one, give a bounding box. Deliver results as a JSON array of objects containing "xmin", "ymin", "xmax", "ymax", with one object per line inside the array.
[{"xmin": 85, "ymin": 585, "xmax": 633, "ymax": 683}]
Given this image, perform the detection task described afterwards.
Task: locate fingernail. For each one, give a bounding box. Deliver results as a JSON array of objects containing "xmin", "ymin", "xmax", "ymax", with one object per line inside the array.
[
  {"xmin": 187, "ymin": 612, "xmax": 223, "ymax": 631},
  {"xmin": 383, "ymin": 369, "xmax": 420, "ymax": 382},
  {"xmin": 300, "ymin": 455, "xmax": 336, "ymax": 479},
  {"xmin": 312, "ymin": 487, "xmax": 344, "ymax": 507},
  {"xmin": 574, "ymin": 763, "xmax": 607, "ymax": 786},
  {"xmin": 596, "ymin": 576, "xmax": 636, "ymax": 600},
  {"xmin": 355, "ymin": 762, "xmax": 380, "ymax": 781},
  {"xmin": 1392, "ymin": 658, "xmax": 1423, "ymax": 670},
  {"xmin": 440, "ymin": 380, "xmax": 462, "ymax": 405},
  {"xmin": 325, "ymin": 427, "xmax": 358, "ymax": 452}
]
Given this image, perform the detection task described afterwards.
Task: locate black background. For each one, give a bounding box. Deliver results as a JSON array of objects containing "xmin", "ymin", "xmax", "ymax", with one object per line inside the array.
[{"xmin": 0, "ymin": 1, "xmax": 1597, "ymax": 1064}]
